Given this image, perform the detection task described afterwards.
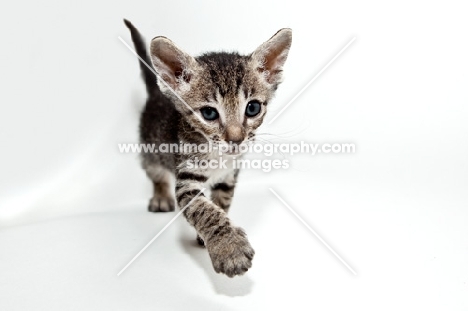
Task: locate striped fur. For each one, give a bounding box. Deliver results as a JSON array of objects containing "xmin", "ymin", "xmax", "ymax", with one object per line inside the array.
[{"xmin": 124, "ymin": 20, "xmax": 291, "ymax": 277}]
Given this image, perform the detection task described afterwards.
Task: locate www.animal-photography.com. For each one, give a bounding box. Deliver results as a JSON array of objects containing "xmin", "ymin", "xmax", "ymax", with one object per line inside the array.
[{"xmin": 1, "ymin": 1, "xmax": 467, "ymax": 310}]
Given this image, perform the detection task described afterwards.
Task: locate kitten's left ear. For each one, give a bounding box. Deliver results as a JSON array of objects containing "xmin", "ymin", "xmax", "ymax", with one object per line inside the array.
[{"xmin": 251, "ymin": 28, "xmax": 292, "ymax": 85}]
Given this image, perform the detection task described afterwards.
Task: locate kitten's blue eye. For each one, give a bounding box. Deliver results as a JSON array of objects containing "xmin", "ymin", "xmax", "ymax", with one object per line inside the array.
[
  {"xmin": 200, "ymin": 107, "xmax": 219, "ymax": 121},
  {"xmin": 245, "ymin": 101, "xmax": 261, "ymax": 117}
]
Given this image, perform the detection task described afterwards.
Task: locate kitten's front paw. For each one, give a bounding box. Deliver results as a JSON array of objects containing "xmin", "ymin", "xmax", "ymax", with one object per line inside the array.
[
  {"xmin": 148, "ymin": 195, "xmax": 175, "ymax": 212},
  {"xmin": 206, "ymin": 227, "xmax": 255, "ymax": 277}
]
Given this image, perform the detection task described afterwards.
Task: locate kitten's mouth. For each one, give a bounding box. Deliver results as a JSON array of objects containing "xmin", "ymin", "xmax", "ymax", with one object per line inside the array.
[{"xmin": 216, "ymin": 142, "xmax": 247, "ymax": 156}]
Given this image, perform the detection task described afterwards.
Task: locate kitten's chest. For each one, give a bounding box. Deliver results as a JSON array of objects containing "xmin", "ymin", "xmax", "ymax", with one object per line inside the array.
[{"xmin": 205, "ymin": 154, "xmax": 237, "ymax": 185}]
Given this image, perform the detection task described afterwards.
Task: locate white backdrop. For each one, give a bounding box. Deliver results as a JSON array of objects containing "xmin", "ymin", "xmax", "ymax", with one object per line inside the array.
[{"xmin": 1, "ymin": 0, "xmax": 467, "ymax": 310}]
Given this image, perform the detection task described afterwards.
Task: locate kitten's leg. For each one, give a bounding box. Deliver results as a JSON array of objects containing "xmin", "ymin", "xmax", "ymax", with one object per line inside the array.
[
  {"xmin": 211, "ymin": 169, "xmax": 239, "ymax": 213},
  {"xmin": 197, "ymin": 169, "xmax": 239, "ymax": 246},
  {"xmin": 145, "ymin": 165, "xmax": 175, "ymax": 212},
  {"xmin": 176, "ymin": 167, "xmax": 254, "ymax": 277}
]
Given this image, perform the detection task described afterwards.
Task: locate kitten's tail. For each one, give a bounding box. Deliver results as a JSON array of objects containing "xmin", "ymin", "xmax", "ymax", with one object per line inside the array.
[{"xmin": 123, "ymin": 19, "xmax": 158, "ymax": 96}]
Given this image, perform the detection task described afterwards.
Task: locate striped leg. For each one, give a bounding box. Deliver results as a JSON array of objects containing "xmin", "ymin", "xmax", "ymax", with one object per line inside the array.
[
  {"xmin": 211, "ymin": 169, "xmax": 239, "ymax": 213},
  {"xmin": 196, "ymin": 169, "xmax": 239, "ymax": 245},
  {"xmin": 176, "ymin": 167, "xmax": 254, "ymax": 277}
]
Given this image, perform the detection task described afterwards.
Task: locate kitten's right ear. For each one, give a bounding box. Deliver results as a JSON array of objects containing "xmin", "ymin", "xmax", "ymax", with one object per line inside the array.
[{"xmin": 150, "ymin": 37, "xmax": 198, "ymax": 91}]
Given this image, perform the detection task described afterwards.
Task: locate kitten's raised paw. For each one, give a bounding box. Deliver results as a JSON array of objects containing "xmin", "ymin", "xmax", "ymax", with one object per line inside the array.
[
  {"xmin": 148, "ymin": 195, "xmax": 175, "ymax": 212},
  {"xmin": 206, "ymin": 227, "xmax": 255, "ymax": 277}
]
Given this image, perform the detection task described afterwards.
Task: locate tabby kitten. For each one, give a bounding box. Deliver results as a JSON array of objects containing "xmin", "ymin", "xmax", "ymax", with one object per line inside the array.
[{"xmin": 124, "ymin": 20, "xmax": 292, "ymax": 277}]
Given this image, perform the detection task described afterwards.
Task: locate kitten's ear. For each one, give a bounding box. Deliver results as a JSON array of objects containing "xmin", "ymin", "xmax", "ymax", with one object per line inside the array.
[
  {"xmin": 251, "ymin": 28, "xmax": 292, "ymax": 85},
  {"xmin": 150, "ymin": 37, "xmax": 198, "ymax": 91}
]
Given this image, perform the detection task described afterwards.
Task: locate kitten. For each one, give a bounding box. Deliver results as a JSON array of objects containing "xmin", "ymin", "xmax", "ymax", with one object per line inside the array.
[{"xmin": 124, "ymin": 20, "xmax": 292, "ymax": 277}]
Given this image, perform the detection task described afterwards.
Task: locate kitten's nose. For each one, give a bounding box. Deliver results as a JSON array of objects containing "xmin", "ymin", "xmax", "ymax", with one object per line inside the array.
[{"xmin": 225, "ymin": 125, "xmax": 244, "ymax": 145}]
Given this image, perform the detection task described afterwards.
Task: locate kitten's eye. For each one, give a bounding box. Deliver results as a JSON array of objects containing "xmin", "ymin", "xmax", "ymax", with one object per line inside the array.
[
  {"xmin": 200, "ymin": 107, "xmax": 219, "ymax": 121},
  {"xmin": 245, "ymin": 100, "xmax": 261, "ymax": 117}
]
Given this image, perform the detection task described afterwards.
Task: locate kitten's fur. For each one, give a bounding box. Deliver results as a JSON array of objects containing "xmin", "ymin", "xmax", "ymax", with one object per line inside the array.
[{"xmin": 124, "ymin": 20, "xmax": 292, "ymax": 277}]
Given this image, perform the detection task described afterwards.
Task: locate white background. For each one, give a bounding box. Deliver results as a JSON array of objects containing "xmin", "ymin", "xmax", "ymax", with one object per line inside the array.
[{"xmin": 1, "ymin": 0, "xmax": 467, "ymax": 310}]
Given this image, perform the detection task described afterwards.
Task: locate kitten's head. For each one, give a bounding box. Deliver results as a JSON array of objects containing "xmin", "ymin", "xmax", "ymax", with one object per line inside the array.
[{"xmin": 150, "ymin": 29, "xmax": 292, "ymax": 153}]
